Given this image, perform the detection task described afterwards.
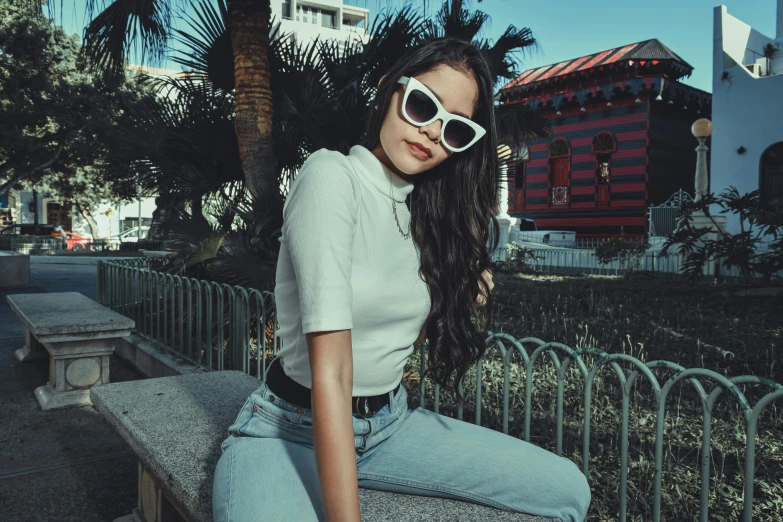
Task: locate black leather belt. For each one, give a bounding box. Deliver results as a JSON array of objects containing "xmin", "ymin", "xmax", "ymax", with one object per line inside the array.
[{"xmin": 265, "ymin": 357, "xmax": 400, "ymax": 418}]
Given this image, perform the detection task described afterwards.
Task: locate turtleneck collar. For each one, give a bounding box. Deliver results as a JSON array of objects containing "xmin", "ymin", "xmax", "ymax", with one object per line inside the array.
[{"xmin": 348, "ymin": 145, "xmax": 414, "ymax": 203}]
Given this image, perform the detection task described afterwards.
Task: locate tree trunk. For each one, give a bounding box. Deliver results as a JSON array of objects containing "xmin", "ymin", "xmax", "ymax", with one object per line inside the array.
[
  {"xmin": 226, "ymin": 0, "xmax": 280, "ymax": 206},
  {"xmin": 79, "ymin": 206, "xmax": 100, "ymax": 238}
]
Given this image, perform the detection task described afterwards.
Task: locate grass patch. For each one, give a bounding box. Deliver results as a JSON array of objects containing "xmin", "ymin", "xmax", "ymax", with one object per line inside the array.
[{"xmin": 403, "ymin": 272, "xmax": 783, "ymax": 521}]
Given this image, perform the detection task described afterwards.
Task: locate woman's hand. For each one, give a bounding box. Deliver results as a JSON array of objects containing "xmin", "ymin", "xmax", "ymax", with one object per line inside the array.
[{"xmin": 472, "ymin": 268, "xmax": 494, "ymax": 309}]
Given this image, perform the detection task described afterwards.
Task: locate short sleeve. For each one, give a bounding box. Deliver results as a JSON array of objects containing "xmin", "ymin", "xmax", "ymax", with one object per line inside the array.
[{"xmin": 282, "ymin": 151, "xmax": 359, "ymax": 334}]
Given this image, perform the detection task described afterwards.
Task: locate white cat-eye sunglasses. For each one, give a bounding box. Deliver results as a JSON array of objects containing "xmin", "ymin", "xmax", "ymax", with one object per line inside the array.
[{"xmin": 397, "ymin": 76, "xmax": 486, "ymax": 153}]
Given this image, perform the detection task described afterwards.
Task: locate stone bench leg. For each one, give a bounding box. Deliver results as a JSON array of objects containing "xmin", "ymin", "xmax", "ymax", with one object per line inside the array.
[
  {"xmin": 14, "ymin": 329, "xmax": 48, "ymax": 362},
  {"xmin": 114, "ymin": 461, "xmax": 189, "ymax": 522},
  {"xmin": 34, "ymin": 338, "xmax": 114, "ymax": 411}
]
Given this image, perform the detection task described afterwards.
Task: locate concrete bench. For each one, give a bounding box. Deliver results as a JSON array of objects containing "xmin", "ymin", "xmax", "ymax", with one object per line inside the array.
[
  {"xmin": 7, "ymin": 291, "xmax": 135, "ymax": 410},
  {"xmin": 91, "ymin": 371, "xmax": 557, "ymax": 522}
]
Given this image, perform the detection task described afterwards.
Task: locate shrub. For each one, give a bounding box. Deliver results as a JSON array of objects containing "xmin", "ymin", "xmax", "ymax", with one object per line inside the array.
[
  {"xmin": 661, "ymin": 187, "xmax": 783, "ymax": 284},
  {"xmin": 594, "ymin": 237, "xmax": 649, "ymax": 273}
]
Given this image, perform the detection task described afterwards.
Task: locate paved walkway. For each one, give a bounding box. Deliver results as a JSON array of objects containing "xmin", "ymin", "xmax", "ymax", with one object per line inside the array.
[{"xmin": 0, "ymin": 264, "xmax": 142, "ymax": 521}]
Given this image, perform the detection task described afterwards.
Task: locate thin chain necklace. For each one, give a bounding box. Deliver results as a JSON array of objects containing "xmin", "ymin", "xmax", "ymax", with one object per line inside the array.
[{"xmin": 390, "ymin": 172, "xmax": 411, "ymax": 240}]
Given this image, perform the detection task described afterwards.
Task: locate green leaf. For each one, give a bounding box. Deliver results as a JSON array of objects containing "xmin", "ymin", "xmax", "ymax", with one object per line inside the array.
[{"xmin": 184, "ymin": 233, "xmax": 224, "ymax": 268}]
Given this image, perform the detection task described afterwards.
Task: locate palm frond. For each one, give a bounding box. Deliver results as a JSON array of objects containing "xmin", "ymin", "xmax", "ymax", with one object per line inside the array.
[
  {"xmin": 495, "ymin": 102, "xmax": 551, "ymax": 149},
  {"xmin": 478, "ymin": 24, "xmax": 540, "ymax": 84},
  {"xmin": 170, "ymin": 0, "xmax": 234, "ymax": 91},
  {"xmin": 106, "ymin": 75, "xmax": 242, "ymax": 200},
  {"xmin": 82, "ymin": 0, "xmax": 171, "ymax": 81},
  {"xmin": 424, "ymin": 0, "xmax": 488, "ymax": 43}
]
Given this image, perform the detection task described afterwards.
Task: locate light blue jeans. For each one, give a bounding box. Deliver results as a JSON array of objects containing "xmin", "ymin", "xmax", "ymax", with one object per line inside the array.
[{"xmin": 212, "ymin": 370, "xmax": 590, "ymax": 522}]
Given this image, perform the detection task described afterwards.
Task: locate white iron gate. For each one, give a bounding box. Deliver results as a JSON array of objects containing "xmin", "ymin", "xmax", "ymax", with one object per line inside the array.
[{"xmin": 648, "ymin": 188, "xmax": 693, "ymax": 238}]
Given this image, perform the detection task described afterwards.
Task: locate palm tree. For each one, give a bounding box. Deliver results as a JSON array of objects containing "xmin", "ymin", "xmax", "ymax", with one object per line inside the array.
[
  {"xmin": 102, "ymin": 0, "xmax": 548, "ymax": 289},
  {"xmin": 32, "ymin": 0, "xmax": 278, "ymax": 205}
]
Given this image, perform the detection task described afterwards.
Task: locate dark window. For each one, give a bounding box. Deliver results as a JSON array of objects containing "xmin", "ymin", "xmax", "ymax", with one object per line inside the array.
[
  {"xmin": 593, "ymin": 133, "xmax": 616, "ymax": 206},
  {"xmin": 321, "ymin": 10, "xmax": 336, "ymax": 29},
  {"xmin": 282, "ymin": 0, "xmax": 291, "ymax": 18},
  {"xmin": 760, "ymin": 142, "xmax": 783, "ymax": 209},
  {"xmin": 592, "ymin": 132, "xmax": 616, "ymax": 154},
  {"xmin": 549, "ymin": 139, "xmax": 569, "ymax": 158},
  {"xmin": 548, "ymin": 139, "xmax": 570, "ymax": 205}
]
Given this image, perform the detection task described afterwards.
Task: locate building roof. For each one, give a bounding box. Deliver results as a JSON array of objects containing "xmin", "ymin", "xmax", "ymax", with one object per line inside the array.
[{"xmin": 501, "ymin": 39, "xmax": 694, "ymax": 93}]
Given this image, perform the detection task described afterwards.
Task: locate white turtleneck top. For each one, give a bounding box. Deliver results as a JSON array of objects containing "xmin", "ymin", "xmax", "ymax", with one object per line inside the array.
[{"xmin": 273, "ymin": 145, "xmax": 432, "ymax": 396}]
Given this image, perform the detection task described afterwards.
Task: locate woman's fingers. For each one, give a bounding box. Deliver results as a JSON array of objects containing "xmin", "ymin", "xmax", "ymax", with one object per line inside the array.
[{"xmin": 473, "ymin": 268, "xmax": 493, "ymax": 308}]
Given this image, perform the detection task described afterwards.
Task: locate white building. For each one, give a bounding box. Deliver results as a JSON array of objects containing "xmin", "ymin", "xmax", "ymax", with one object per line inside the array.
[
  {"xmin": 710, "ymin": 2, "xmax": 783, "ymax": 233},
  {"xmin": 273, "ymin": 0, "xmax": 369, "ymax": 51}
]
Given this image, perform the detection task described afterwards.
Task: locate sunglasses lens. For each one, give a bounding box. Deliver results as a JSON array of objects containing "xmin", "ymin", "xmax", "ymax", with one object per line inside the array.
[
  {"xmin": 444, "ymin": 120, "xmax": 477, "ymax": 149},
  {"xmin": 405, "ymin": 89, "xmax": 438, "ymax": 124}
]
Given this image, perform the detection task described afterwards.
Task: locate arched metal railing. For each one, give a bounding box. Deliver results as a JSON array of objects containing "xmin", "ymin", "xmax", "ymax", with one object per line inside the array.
[{"xmin": 98, "ymin": 259, "xmax": 782, "ymax": 521}]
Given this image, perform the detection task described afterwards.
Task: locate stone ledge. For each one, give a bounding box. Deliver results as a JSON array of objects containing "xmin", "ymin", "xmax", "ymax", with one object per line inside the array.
[
  {"xmin": 91, "ymin": 372, "xmax": 557, "ymax": 522},
  {"xmin": 114, "ymin": 333, "xmax": 202, "ymax": 379}
]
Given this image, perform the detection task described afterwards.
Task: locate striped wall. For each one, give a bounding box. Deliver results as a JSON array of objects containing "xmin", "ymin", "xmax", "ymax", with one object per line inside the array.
[{"xmin": 507, "ymin": 100, "xmax": 650, "ymax": 237}]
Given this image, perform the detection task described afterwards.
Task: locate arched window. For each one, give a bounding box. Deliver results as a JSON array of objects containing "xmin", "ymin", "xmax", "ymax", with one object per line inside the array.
[
  {"xmin": 548, "ymin": 139, "xmax": 570, "ymax": 205},
  {"xmin": 760, "ymin": 142, "xmax": 783, "ymax": 209},
  {"xmin": 592, "ymin": 132, "xmax": 616, "ymax": 206}
]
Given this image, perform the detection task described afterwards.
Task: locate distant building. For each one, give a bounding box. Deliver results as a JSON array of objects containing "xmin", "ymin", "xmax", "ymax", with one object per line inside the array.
[
  {"xmin": 274, "ymin": 0, "xmax": 370, "ymax": 51},
  {"xmin": 496, "ymin": 39, "xmax": 712, "ymax": 239},
  {"xmin": 710, "ymin": 2, "xmax": 783, "ymax": 233}
]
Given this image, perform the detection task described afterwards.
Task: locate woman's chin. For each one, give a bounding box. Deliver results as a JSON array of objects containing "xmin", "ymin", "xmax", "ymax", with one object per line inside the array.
[{"xmin": 393, "ymin": 146, "xmax": 431, "ymax": 175}]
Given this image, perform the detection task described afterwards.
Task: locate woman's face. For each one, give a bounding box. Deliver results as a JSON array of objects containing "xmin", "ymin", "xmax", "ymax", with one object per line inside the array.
[{"xmin": 372, "ymin": 64, "xmax": 479, "ymax": 181}]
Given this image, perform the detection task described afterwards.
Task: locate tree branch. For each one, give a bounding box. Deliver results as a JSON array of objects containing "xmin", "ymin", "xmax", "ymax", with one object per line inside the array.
[{"xmin": 0, "ymin": 143, "xmax": 65, "ymax": 194}]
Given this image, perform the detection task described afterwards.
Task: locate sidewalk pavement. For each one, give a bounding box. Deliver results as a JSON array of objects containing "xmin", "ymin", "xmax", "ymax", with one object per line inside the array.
[{"xmin": 0, "ymin": 264, "xmax": 143, "ymax": 522}]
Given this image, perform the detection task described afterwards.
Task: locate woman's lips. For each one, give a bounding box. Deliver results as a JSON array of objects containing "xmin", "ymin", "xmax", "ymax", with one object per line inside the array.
[{"xmin": 406, "ymin": 142, "xmax": 429, "ymax": 160}]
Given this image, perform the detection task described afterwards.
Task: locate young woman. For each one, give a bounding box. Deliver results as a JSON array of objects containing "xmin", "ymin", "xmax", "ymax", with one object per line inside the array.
[{"xmin": 212, "ymin": 37, "xmax": 591, "ymax": 522}]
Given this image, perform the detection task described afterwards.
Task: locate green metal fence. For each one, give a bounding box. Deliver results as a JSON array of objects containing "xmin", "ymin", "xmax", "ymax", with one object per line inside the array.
[
  {"xmin": 97, "ymin": 258, "xmax": 281, "ymax": 378},
  {"xmin": 98, "ymin": 258, "xmax": 782, "ymax": 522}
]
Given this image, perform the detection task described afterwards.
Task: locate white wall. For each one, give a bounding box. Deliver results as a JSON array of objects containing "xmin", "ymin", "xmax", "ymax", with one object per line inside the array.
[{"xmin": 710, "ymin": 5, "xmax": 783, "ymax": 234}]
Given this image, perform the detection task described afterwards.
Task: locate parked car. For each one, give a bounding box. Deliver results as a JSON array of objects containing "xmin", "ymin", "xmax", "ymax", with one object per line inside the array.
[
  {"xmin": 108, "ymin": 226, "xmax": 150, "ymax": 247},
  {"xmin": 514, "ymin": 218, "xmax": 577, "ymax": 248},
  {"xmin": 0, "ymin": 223, "xmax": 68, "ymax": 250},
  {"xmin": 61, "ymin": 231, "xmax": 92, "ymax": 251}
]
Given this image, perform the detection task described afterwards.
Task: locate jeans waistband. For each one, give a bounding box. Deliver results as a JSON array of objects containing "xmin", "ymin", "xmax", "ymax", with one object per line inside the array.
[{"xmin": 265, "ymin": 357, "xmax": 400, "ymax": 417}]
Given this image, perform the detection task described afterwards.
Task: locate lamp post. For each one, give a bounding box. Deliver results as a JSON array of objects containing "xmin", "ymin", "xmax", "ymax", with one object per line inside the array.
[
  {"xmin": 691, "ymin": 118, "xmax": 713, "ymax": 202},
  {"xmin": 685, "ymin": 117, "xmax": 727, "ymax": 247}
]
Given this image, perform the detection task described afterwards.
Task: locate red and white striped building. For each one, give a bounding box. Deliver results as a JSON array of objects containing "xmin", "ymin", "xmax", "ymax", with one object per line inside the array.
[{"xmin": 497, "ymin": 39, "xmax": 712, "ymax": 238}]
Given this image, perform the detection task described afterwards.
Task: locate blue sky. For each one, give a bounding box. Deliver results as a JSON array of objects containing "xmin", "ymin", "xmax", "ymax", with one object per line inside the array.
[{"xmin": 54, "ymin": 0, "xmax": 778, "ymax": 93}]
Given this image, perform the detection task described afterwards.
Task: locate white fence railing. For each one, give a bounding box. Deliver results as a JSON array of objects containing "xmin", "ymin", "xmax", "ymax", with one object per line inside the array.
[{"xmin": 492, "ymin": 246, "xmax": 783, "ymax": 280}]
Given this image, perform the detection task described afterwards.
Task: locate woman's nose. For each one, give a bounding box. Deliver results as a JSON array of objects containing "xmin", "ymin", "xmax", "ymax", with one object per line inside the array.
[{"xmin": 420, "ymin": 119, "xmax": 442, "ymax": 144}]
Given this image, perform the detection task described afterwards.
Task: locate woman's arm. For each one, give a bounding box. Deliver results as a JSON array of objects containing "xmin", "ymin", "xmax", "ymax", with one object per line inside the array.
[
  {"xmin": 413, "ymin": 321, "xmax": 427, "ymax": 347},
  {"xmin": 307, "ymin": 330, "xmax": 362, "ymax": 522}
]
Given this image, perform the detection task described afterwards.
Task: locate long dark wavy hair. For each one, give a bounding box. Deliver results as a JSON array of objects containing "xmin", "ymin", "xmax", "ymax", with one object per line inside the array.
[{"xmin": 360, "ymin": 37, "xmax": 500, "ymax": 397}]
